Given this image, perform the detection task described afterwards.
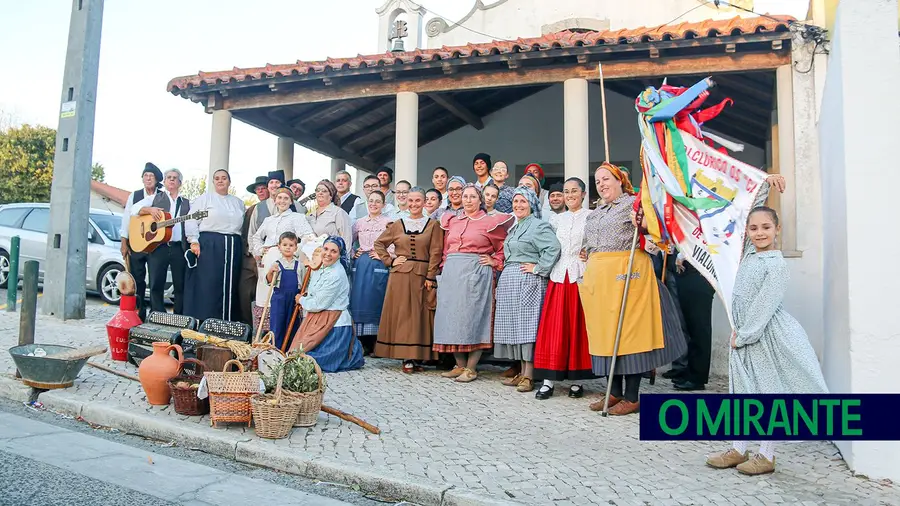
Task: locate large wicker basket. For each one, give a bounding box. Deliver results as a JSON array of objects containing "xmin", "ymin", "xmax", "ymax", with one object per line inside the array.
[
  {"xmin": 204, "ymin": 359, "xmax": 260, "ymax": 427},
  {"xmin": 168, "ymin": 358, "xmax": 209, "ymax": 416},
  {"xmin": 281, "ymin": 354, "xmax": 326, "ymax": 427},
  {"xmin": 250, "ymin": 369, "xmax": 302, "ymax": 439}
]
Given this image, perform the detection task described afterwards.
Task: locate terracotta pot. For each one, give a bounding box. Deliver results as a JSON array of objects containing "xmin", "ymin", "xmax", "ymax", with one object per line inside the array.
[{"xmin": 138, "ymin": 342, "xmax": 184, "ymax": 405}]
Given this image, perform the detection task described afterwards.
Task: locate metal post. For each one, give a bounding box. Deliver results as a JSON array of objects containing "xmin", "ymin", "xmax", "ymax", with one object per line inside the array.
[
  {"xmin": 42, "ymin": 0, "xmax": 105, "ymax": 320},
  {"xmin": 6, "ymin": 236, "xmax": 19, "ymax": 312},
  {"xmin": 15, "ymin": 261, "xmax": 38, "ymax": 379}
]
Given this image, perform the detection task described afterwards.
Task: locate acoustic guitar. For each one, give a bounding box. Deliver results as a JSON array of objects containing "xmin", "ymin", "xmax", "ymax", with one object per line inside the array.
[{"xmin": 128, "ymin": 210, "xmax": 209, "ymax": 253}]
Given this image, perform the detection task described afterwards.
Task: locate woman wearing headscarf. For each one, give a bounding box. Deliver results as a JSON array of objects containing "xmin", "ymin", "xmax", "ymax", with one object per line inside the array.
[
  {"xmin": 524, "ymin": 163, "xmax": 552, "ymax": 218},
  {"xmin": 433, "ymin": 184, "xmax": 513, "ymax": 383},
  {"xmin": 349, "ymin": 190, "xmax": 391, "ymax": 354},
  {"xmin": 533, "ymin": 177, "xmax": 594, "ymax": 400},
  {"xmin": 289, "ymin": 236, "xmax": 364, "ymax": 373},
  {"xmin": 429, "ymin": 175, "xmax": 465, "ymax": 222},
  {"xmin": 307, "ymin": 179, "xmax": 352, "ymax": 248},
  {"xmin": 578, "ymin": 163, "xmax": 686, "ymax": 415},
  {"xmin": 249, "ymin": 187, "xmax": 314, "ymax": 336},
  {"xmin": 184, "ymin": 169, "xmax": 246, "ymax": 321},
  {"xmin": 373, "ymin": 187, "xmax": 444, "ymax": 372},
  {"xmin": 493, "ymin": 187, "xmax": 560, "ymax": 393}
]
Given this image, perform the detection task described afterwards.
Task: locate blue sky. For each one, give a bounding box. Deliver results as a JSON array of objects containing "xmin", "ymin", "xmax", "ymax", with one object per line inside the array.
[{"xmin": 0, "ymin": 0, "xmax": 807, "ymax": 197}]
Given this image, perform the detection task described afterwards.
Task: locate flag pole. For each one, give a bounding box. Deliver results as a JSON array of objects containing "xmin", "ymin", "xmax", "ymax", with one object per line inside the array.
[{"xmin": 599, "ymin": 63, "xmax": 611, "ymax": 162}]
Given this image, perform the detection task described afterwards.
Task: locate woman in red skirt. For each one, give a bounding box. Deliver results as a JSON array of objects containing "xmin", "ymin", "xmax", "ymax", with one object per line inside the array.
[{"xmin": 533, "ymin": 177, "xmax": 595, "ymax": 399}]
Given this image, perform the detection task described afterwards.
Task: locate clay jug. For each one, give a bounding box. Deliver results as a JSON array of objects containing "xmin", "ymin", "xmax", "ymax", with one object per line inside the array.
[{"xmin": 138, "ymin": 342, "xmax": 184, "ymax": 405}]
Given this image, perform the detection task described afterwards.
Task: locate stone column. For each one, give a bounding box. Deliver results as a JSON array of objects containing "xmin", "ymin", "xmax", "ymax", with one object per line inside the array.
[
  {"xmin": 394, "ymin": 91, "xmax": 419, "ymax": 186},
  {"xmin": 277, "ymin": 137, "xmax": 294, "ymax": 180},
  {"xmin": 564, "ymin": 78, "xmax": 590, "ymax": 184},
  {"xmin": 354, "ymin": 169, "xmax": 371, "ymax": 195},
  {"xmin": 330, "ymin": 158, "xmax": 346, "ymax": 182},
  {"xmin": 208, "ymin": 110, "xmax": 232, "ymax": 181},
  {"xmin": 775, "ymin": 65, "xmax": 797, "ymax": 253},
  {"xmin": 820, "ymin": 0, "xmax": 900, "ymax": 483}
]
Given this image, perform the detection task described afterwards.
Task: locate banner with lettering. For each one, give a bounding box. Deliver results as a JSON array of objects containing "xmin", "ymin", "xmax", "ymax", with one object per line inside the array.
[{"xmin": 634, "ymin": 78, "xmax": 767, "ymax": 324}]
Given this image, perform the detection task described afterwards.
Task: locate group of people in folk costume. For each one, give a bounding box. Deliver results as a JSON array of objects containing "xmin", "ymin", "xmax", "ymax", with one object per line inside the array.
[{"xmin": 123, "ymin": 143, "xmax": 826, "ymax": 476}]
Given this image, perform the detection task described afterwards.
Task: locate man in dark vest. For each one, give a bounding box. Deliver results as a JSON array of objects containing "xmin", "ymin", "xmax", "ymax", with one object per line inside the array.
[
  {"xmin": 286, "ymin": 179, "xmax": 307, "ymax": 214},
  {"xmin": 238, "ymin": 175, "xmax": 269, "ymax": 325},
  {"xmin": 335, "ymin": 170, "xmax": 359, "ymax": 215},
  {"xmin": 120, "ymin": 162, "xmax": 162, "ymax": 321},
  {"xmin": 132, "ymin": 168, "xmax": 190, "ymax": 315}
]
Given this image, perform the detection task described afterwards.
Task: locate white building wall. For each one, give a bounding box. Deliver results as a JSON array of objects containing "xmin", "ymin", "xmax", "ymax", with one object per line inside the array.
[
  {"xmin": 425, "ymin": 0, "xmax": 764, "ymax": 48},
  {"xmin": 818, "ymin": 0, "xmax": 900, "ymax": 482}
]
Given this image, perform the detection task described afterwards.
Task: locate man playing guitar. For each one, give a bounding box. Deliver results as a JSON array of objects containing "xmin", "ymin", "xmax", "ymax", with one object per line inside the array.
[{"xmin": 121, "ymin": 163, "xmax": 162, "ymax": 321}]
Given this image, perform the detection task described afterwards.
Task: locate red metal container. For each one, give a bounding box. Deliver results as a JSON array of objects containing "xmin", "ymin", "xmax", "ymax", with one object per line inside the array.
[{"xmin": 106, "ymin": 295, "xmax": 142, "ymax": 361}]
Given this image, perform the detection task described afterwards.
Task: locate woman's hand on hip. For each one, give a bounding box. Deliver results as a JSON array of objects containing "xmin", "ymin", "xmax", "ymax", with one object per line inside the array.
[
  {"xmin": 368, "ymin": 250, "xmax": 380, "ymax": 260},
  {"xmin": 392, "ymin": 255, "xmax": 407, "ymax": 267},
  {"xmin": 520, "ymin": 263, "xmax": 536, "ymax": 274},
  {"xmin": 478, "ymin": 254, "xmax": 495, "ymax": 267}
]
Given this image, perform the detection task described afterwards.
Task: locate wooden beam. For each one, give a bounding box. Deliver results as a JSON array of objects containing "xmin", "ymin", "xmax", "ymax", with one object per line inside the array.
[
  {"xmin": 308, "ymin": 98, "xmax": 394, "ymax": 137},
  {"xmin": 426, "ymin": 93, "xmax": 484, "ymax": 130},
  {"xmin": 236, "ymin": 110, "xmax": 381, "ymax": 172},
  {"xmin": 338, "ymin": 114, "xmax": 397, "ymax": 148},
  {"xmin": 222, "ymin": 52, "xmax": 790, "ymax": 111}
]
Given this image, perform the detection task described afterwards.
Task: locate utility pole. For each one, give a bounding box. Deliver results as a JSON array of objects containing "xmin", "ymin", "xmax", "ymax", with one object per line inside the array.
[{"xmin": 43, "ymin": 0, "xmax": 105, "ymax": 320}]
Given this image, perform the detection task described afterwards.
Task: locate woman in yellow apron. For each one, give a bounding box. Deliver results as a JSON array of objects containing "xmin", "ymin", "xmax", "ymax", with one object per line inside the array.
[{"xmin": 578, "ymin": 163, "xmax": 686, "ymax": 415}]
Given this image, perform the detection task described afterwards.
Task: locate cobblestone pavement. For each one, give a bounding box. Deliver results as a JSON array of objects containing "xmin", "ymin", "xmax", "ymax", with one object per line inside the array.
[{"xmin": 1, "ymin": 308, "xmax": 897, "ymax": 506}]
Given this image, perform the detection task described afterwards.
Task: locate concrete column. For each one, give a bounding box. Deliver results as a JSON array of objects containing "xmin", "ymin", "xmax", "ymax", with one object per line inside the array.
[
  {"xmin": 820, "ymin": 0, "xmax": 900, "ymax": 483},
  {"xmin": 330, "ymin": 158, "xmax": 346, "ymax": 181},
  {"xmin": 354, "ymin": 169, "xmax": 371, "ymax": 195},
  {"xmin": 394, "ymin": 92, "xmax": 419, "ymax": 186},
  {"xmin": 564, "ymin": 78, "xmax": 590, "ymax": 185},
  {"xmin": 774, "ymin": 65, "xmax": 797, "ymax": 253},
  {"xmin": 208, "ymin": 110, "xmax": 232, "ymax": 181},
  {"xmin": 277, "ymin": 137, "xmax": 294, "ymax": 180}
]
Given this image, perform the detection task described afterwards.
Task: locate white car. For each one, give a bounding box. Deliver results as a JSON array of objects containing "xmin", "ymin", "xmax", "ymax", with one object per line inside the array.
[{"xmin": 0, "ymin": 203, "xmax": 173, "ymax": 304}]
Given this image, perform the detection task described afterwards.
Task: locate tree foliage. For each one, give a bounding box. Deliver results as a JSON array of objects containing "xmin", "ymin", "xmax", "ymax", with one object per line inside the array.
[
  {"xmin": 92, "ymin": 163, "xmax": 105, "ymax": 182},
  {"xmin": 0, "ymin": 124, "xmax": 56, "ymax": 204},
  {"xmin": 180, "ymin": 175, "xmax": 237, "ymax": 200}
]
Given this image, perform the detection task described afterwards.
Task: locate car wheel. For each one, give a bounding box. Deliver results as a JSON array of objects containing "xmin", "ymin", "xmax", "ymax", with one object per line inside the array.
[
  {"xmin": 98, "ymin": 263, "xmax": 123, "ymax": 305},
  {"xmin": 0, "ymin": 250, "xmax": 9, "ymax": 289}
]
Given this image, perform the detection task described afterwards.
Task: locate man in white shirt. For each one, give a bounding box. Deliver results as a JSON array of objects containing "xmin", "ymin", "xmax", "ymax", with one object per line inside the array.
[
  {"xmin": 120, "ymin": 162, "xmax": 161, "ymax": 321},
  {"xmin": 335, "ymin": 170, "xmax": 360, "ymax": 215},
  {"xmin": 286, "ymin": 179, "xmax": 307, "ymax": 214},
  {"xmin": 133, "ymin": 168, "xmax": 190, "ymax": 315},
  {"xmin": 349, "ymin": 175, "xmax": 395, "ymax": 223}
]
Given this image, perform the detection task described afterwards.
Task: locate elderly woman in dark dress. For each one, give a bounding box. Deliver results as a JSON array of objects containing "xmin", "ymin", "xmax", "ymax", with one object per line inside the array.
[
  {"xmin": 493, "ymin": 187, "xmax": 560, "ymax": 393},
  {"xmin": 578, "ymin": 163, "xmax": 686, "ymax": 415}
]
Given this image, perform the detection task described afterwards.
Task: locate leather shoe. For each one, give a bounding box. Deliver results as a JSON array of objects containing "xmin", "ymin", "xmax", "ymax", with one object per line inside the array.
[
  {"xmin": 662, "ymin": 369, "xmax": 686, "ymax": 380},
  {"xmin": 535, "ymin": 385, "xmax": 554, "ymax": 400},
  {"xmin": 673, "ymin": 380, "xmax": 705, "ymax": 391},
  {"xmin": 568, "ymin": 385, "xmax": 584, "ymax": 398}
]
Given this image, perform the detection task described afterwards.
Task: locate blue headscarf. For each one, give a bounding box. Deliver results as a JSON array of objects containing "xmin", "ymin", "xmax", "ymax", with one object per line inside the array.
[
  {"xmin": 324, "ymin": 236, "xmax": 351, "ymax": 276},
  {"xmin": 445, "ymin": 175, "xmax": 467, "ymax": 210},
  {"xmin": 514, "ymin": 185, "xmax": 542, "ymax": 220}
]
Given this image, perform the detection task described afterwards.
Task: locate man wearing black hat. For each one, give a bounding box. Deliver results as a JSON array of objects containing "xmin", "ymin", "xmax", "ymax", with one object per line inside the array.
[
  {"xmin": 120, "ymin": 163, "xmax": 162, "ymax": 321},
  {"xmin": 247, "ymin": 170, "xmax": 285, "ymax": 238},
  {"xmin": 548, "ymin": 183, "xmax": 566, "ymax": 215},
  {"xmin": 237, "ymin": 175, "xmax": 271, "ymax": 325},
  {"xmin": 472, "ymin": 153, "xmax": 492, "ymax": 190},
  {"xmin": 376, "ymin": 168, "xmax": 395, "ymax": 206}
]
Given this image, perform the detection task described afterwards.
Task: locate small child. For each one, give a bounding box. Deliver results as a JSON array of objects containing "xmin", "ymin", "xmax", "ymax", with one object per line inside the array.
[
  {"xmin": 706, "ymin": 206, "xmax": 828, "ymax": 475},
  {"xmin": 265, "ymin": 232, "xmax": 304, "ymax": 350}
]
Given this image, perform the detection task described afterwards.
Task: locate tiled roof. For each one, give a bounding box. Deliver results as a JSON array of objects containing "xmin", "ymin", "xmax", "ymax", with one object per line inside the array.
[
  {"xmin": 166, "ymin": 15, "xmax": 794, "ymax": 93},
  {"xmin": 90, "ymin": 180, "xmax": 130, "ymax": 207}
]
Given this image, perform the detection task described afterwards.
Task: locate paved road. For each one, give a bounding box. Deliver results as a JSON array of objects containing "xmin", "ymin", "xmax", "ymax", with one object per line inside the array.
[
  {"xmin": 0, "ymin": 287, "xmax": 110, "ymax": 312},
  {"xmin": 0, "ymin": 399, "xmax": 387, "ymax": 506}
]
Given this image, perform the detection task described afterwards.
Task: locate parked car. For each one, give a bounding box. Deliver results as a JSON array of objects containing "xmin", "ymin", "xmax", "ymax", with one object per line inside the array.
[{"xmin": 0, "ymin": 203, "xmax": 173, "ymax": 304}]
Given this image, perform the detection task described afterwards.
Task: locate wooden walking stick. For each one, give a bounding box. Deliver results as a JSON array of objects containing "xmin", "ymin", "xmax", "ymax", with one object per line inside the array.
[
  {"xmin": 281, "ymin": 304, "xmax": 301, "ymax": 353},
  {"xmin": 321, "ymin": 405, "xmax": 380, "ymax": 434},
  {"xmin": 254, "ymin": 264, "xmax": 280, "ymax": 344},
  {"xmin": 282, "ymin": 249, "xmax": 323, "ymax": 352},
  {"xmin": 600, "ymin": 210, "xmax": 642, "ymax": 417}
]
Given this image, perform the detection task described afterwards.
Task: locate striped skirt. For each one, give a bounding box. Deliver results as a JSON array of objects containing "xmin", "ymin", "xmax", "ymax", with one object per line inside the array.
[
  {"xmin": 183, "ymin": 232, "xmax": 241, "ymax": 322},
  {"xmin": 433, "ymin": 253, "xmax": 494, "ymax": 352}
]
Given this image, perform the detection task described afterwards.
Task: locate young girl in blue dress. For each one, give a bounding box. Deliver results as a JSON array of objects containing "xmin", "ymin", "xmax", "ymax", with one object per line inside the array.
[
  {"xmin": 706, "ymin": 204, "xmax": 828, "ymax": 476},
  {"xmin": 264, "ymin": 232, "xmax": 303, "ymax": 350}
]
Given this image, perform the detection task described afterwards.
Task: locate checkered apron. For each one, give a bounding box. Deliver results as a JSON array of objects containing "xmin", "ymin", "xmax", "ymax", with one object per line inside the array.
[{"xmin": 493, "ymin": 262, "xmax": 547, "ymax": 345}]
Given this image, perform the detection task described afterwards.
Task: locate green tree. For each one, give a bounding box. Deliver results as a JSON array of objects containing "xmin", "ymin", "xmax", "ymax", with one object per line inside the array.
[
  {"xmin": 91, "ymin": 162, "xmax": 106, "ymax": 182},
  {"xmin": 0, "ymin": 124, "xmax": 56, "ymax": 204}
]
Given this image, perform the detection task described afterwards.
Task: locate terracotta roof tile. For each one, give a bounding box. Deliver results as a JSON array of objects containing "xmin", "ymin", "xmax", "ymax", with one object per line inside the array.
[
  {"xmin": 167, "ymin": 15, "xmax": 794, "ymax": 93},
  {"xmin": 90, "ymin": 180, "xmax": 130, "ymax": 208}
]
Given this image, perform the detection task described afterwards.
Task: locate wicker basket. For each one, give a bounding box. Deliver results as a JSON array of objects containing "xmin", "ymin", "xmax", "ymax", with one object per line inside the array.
[
  {"xmin": 204, "ymin": 359, "xmax": 260, "ymax": 427},
  {"xmin": 281, "ymin": 354, "xmax": 326, "ymax": 427},
  {"xmin": 250, "ymin": 369, "xmax": 302, "ymax": 439},
  {"xmin": 168, "ymin": 358, "xmax": 209, "ymax": 416}
]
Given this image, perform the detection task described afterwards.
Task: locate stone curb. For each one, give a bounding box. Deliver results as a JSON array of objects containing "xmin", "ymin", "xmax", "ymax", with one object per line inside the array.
[{"xmin": 2, "ymin": 385, "xmax": 522, "ymax": 506}]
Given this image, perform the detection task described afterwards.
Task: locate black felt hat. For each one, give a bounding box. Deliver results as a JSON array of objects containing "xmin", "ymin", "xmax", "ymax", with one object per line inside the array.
[
  {"xmin": 246, "ymin": 175, "xmax": 268, "ymax": 193},
  {"xmin": 267, "ymin": 170, "xmax": 285, "ymax": 186},
  {"xmin": 286, "ymin": 179, "xmax": 305, "ymax": 189},
  {"xmin": 142, "ymin": 162, "xmax": 163, "ymax": 188}
]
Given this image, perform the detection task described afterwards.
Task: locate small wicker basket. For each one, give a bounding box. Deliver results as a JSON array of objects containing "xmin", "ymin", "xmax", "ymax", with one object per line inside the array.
[
  {"xmin": 204, "ymin": 359, "xmax": 260, "ymax": 427},
  {"xmin": 280, "ymin": 354, "xmax": 326, "ymax": 427},
  {"xmin": 168, "ymin": 358, "xmax": 209, "ymax": 416},
  {"xmin": 250, "ymin": 369, "xmax": 302, "ymax": 439}
]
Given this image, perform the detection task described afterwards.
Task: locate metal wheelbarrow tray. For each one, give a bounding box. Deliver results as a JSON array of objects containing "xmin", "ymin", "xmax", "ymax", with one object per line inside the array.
[{"xmin": 9, "ymin": 344, "xmax": 90, "ymax": 389}]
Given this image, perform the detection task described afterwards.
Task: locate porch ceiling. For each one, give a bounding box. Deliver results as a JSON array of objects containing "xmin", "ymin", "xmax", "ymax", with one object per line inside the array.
[{"xmin": 168, "ymin": 15, "xmax": 793, "ymax": 171}]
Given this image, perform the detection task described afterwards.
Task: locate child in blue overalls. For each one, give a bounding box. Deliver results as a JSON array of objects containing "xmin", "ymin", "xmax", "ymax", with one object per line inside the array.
[{"xmin": 265, "ymin": 232, "xmax": 304, "ymax": 350}]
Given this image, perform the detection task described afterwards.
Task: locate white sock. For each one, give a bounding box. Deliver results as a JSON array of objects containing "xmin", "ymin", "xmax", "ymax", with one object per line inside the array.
[
  {"xmin": 542, "ymin": 380, "xmax": 553, "ymax": 389},
  {"xmin": 732, "ymin": 441, "xmax": 748, "ymax": 454},
  {"xmin": 759, "ymin": 441, "xmax": 776, "ymax": 461}
]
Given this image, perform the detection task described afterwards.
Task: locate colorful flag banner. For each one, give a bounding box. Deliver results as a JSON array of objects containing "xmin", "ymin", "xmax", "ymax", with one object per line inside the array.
[{"xmin": 635, "ymin": 79, "xmax": 768, "ymax": 324}]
